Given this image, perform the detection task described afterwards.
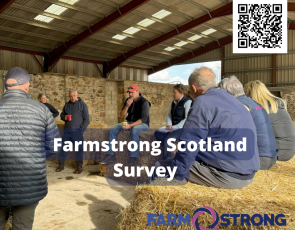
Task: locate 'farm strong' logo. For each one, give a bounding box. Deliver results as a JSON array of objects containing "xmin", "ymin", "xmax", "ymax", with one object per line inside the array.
[{"xmin": 147, "ymin": 206, "xmax": 287, "ymax": 229}]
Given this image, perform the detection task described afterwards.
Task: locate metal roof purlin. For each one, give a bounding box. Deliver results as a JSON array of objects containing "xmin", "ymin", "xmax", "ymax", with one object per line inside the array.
[
  {"xmin": 289, "ymin": 2, "xmax": 295, "ymax": 11},
  {"xmin": 148, "ymin": 36, "xmax": 233, "ymax": 75},
  {"xmin": 0, "ymin": 0, "xmax": 15, "ymax": 14},
  {"xmin": 148, "ymin": 19, "xmax": 295, "ymax": 74},
  {"xmin": 47, "ymin": 0, "xmax": 151, "ymax": 67},
  {"xmin": 105, "ymin": 2, "xmax": 232, "ymax": 74},
  {"xmin": 43, "ymin": 0, "xmax": 104, "ymax": 18},
  {"xmin": 11, "ymin": 3, "xmax": 89, "ymax": 27}
]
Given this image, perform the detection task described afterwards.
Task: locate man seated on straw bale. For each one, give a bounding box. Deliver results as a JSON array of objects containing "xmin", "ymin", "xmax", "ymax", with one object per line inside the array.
[
  {"xmin": 219, "ymin": 76, "xmax": 278, "ymax": 170},
  {"xmin": 101, "ymin": 84, "xmax": 151, "ymax": 166},
  {"xmin": 153, "ymin": 67, "xmax": 260, "ymax": 189}
]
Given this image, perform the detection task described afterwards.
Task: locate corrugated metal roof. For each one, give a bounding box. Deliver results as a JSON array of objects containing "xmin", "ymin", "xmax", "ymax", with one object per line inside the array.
[
  {"xmin": 3, "ymin": 8, "xmax": 82, "ymax": 34},
  {"xmin": 152, "ymin": 0, "xmax": 204, "ymax": 18},
  {"xmin": 0, "ymin": 0, "xmax": 236, "ymax": 70}
]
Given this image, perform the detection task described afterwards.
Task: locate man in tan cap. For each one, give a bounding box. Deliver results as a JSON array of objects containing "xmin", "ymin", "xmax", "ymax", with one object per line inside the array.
[{"xmin": 101, "ymin": 84, "xmax": 151, "ymax": 166}]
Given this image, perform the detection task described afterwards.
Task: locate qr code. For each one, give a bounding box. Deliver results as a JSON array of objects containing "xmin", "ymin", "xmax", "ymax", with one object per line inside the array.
[{"xmin": 233, "ymin": 0, "xmax": 287, "ymax": 53}]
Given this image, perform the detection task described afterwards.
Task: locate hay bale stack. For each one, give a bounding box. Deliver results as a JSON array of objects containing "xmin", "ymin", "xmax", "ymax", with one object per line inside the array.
[{"xmin": 119, "ymin": 158, "xmax": 295, "ymax": 229}]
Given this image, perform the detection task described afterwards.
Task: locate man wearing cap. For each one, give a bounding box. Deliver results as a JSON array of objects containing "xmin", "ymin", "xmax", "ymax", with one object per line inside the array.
[
  {"xmin": 101, "ymin": 84, "xmax": 151, "ymax": 166},
  {"xmin": 56, "ymin": 89, "xmax": 90, "ymax": 174},
  {"xmin": 0, "ymin": 67, "xmax": 60, "ymax": 229}
]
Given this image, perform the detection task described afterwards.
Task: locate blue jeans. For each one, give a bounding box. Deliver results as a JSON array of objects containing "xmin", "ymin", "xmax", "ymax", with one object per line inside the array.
[
  {"xmin": 107, "ymin": 122, "xmax": 149, "ymax": 158},
  {"xmin": 154, "ymin": 129, "xmax": 183, "ymax": 159}
]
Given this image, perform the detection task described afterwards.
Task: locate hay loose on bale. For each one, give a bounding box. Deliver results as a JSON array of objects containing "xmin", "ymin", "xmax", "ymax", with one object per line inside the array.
[{"xmin": 119, "ymin": 158, "xmax": 295, "ymax": 230}]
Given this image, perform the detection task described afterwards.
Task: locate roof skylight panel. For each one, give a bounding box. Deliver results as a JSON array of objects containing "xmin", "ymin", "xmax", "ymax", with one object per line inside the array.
[
  {"xmin": 59, "ymin": 0, "xmax": 79, "ymax": 5},
  {"xmin": 112, "ymin": 34, "xmax": 127, "ymax": 40},
  {"xmin": 188, "ymin": 34, "xmax": 202, "ymax": 41},
  {"xmin": 201, "ymin": 28, "xmax": 217, "ymax": 35},
  {"xmin": 174, "ymin": 41, "xmax": 188, "ymax": 47},
  {"xmin": 152, "ymin": 9, "xmax": 171, "ymax": 19},
  {"xmin": 34, "ymin": 15, "xmax": 54, "ymax": 23},
  {"xmin": 123, "ymin": 27, "xmax": 141, "ymax": 35},
  {"xmin": 45, "ymin": 4, "xmax": 68, "ymax": 15},
  {"xmin": 137, "ymin": 18, "xmax": 155, "ymax": 27},
  {"xmin": 164, "ymin": 47, "xmax": 175, "ymax": 51}
]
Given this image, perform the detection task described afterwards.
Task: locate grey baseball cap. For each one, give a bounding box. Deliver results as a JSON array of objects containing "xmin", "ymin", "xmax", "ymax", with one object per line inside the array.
[{"xmin": 5, "ymin": 67, "xmax": 31, "ymax": 87}]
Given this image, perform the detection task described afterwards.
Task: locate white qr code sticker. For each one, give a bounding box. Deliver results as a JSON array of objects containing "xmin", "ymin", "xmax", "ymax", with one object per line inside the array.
[{"xmin": 233, "ymin": 0, "xmax": 287, "ymax": 53}]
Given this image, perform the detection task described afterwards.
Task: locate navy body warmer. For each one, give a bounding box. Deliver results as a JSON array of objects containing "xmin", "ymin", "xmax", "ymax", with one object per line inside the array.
[
  {"xmin": 125, "ymin": 95, "xmax": 151, "ymax": 126},
  {"xmin": 171, "ymin": 96, "xmax": 191, "ymax": 125}
]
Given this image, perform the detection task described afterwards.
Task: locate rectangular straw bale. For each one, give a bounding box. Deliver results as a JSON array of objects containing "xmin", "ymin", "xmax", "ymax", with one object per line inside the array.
[{"xmin": 119, "ymin": 158, "xmax": 295, "ymax": 229}]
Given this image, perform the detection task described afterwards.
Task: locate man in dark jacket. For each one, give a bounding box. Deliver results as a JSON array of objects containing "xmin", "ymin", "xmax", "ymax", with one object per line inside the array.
[
  {"xmin": 153, "ymin": 67, "xmax": 260, "ymax": 189},
  {"xmin": 0, "ymin": 67, "xmax": 60, "ymax": 229},
  {"xmin": 56, "ymin": 89, "xmax": 90, "ymax": 174},
  {"xmin": 219, "ymin": 76, "xmax": 278, "ymax": 170},
  {"xmin": 101, "ymin": 84, "xmax": 151, "ymax": 166}
]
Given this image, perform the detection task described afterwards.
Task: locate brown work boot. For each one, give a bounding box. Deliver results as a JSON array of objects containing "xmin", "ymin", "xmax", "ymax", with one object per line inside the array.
[
  {"xmin": 74, "ymin": 166, "xmax": 83, "ymax": 174},
  {"xmin": 56, "ymin": 166, "xmax": 64, "ymax": 172}
]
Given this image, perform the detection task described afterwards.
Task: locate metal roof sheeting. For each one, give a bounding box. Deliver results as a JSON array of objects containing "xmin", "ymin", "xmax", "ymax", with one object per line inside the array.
[{"xmin": 0, "ymin": 0, "xmax": 236, "ymax": 78}]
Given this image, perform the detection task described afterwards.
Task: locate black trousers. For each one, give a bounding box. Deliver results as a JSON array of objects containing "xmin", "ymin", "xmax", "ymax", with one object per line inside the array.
[
  {"xmin": 154, "ymin": 129, "xmax": 182, "ymax": 159},
  {"xmin": 0, "ymin": 202, "xmax": 38, "ymax": 230},
  {"xmin": 59, "ymin": 130, "xmax": 84, "ymax": 167}
]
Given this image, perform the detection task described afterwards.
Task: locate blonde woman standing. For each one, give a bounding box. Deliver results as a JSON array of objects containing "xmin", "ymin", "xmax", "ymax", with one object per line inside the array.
[{"xmin": 244, "ymin": 80, "xmax": 295, "ymax": 161}]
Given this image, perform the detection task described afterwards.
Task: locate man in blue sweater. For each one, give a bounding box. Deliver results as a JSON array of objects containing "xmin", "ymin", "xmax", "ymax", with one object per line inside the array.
[
  {"xmin": 153, "ymin": 67, "xmax": 260, "ymax": 189},
  {"xmin": 219, "ymin": 76, "xmax": 278, "ymax": 170}
]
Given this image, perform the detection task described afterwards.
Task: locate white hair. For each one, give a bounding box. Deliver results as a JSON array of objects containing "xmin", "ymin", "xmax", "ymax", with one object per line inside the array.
[
  {"xmin": 69, "ymin": 89, "xmax": 77, "ymax": 94},
  {"xmin": 219, "ymin": 75, "xmax": 244, "ymax": 98},
  {"xmin": 188, "ymin": 67, "xmax": 217, "ymax": 90}
]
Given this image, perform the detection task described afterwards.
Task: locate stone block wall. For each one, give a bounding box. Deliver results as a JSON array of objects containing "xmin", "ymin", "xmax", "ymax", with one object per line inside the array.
[
  {"xmin": 22, "ymin": 73, "xmax": 106, "ymax": 125},
  {"xmin": 268, "ymin": 86, "xmax": 295, "ymax": 120},
  {"xmin": 105, "ymin": 80, "xmax": 118, "ymax": 127},
  {"xmin": 118, "ymin": 80, "xmax": 174, "ymax": 128},
  {"xmin": 29, "ymin": 74, "xmax": 65, "ymax": 120},
  {"xmin": 0, "ymin": 72, "xmax": 180, "ymax": 128}
]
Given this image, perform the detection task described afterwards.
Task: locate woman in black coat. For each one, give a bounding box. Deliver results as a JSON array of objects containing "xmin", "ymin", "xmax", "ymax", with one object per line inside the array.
[{"xmin": 38, "ymin": 93, "xmax": 59, "ymax": 118}]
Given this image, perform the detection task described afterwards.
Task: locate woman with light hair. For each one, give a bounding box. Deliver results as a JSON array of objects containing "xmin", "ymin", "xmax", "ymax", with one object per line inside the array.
[
  {"xmin": 38, "ymin": 93, "xmax": 59, "ymax": 118},
  {"xmin": 244, "ymin": 80, "xmax": 295, "ymax": 161}
]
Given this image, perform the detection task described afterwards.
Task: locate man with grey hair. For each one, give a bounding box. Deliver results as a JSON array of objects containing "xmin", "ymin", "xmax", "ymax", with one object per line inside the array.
[
  {"xmin": 56, "ymin": 89, "xmax": 90, "ymax": 174},
  {"xmin": 0, "ymin": 67, "xmax": 60, "ymax": 229},
  {"xmin": 153, "ymin": 67, "xmax": 260, "ymax": 189},
  {"xmin": 218, "ymin": 75, "xmax": 244, "ymax": 97},
  {"xmin": 219, "ymin": 76, "xmax": 278, "ymax": 170}
]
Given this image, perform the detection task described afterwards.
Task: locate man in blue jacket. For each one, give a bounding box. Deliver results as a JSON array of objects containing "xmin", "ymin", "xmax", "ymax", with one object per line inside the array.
[
  {"xmin": 56, "ymin": 89, "xmax": 90, "ymax": 174},
  {"xmin": 219, "ymin": 76, "xmax": 278, "ymax": 169},
  {"xmin": 154, "ymin": 67, "xmax": 260, "ymax": 189}
]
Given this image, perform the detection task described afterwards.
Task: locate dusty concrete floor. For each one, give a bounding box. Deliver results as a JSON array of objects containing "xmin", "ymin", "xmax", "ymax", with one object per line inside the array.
[{"xmin": 32, "ymin": 161, "xmax": 135, "ymax": 230}]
